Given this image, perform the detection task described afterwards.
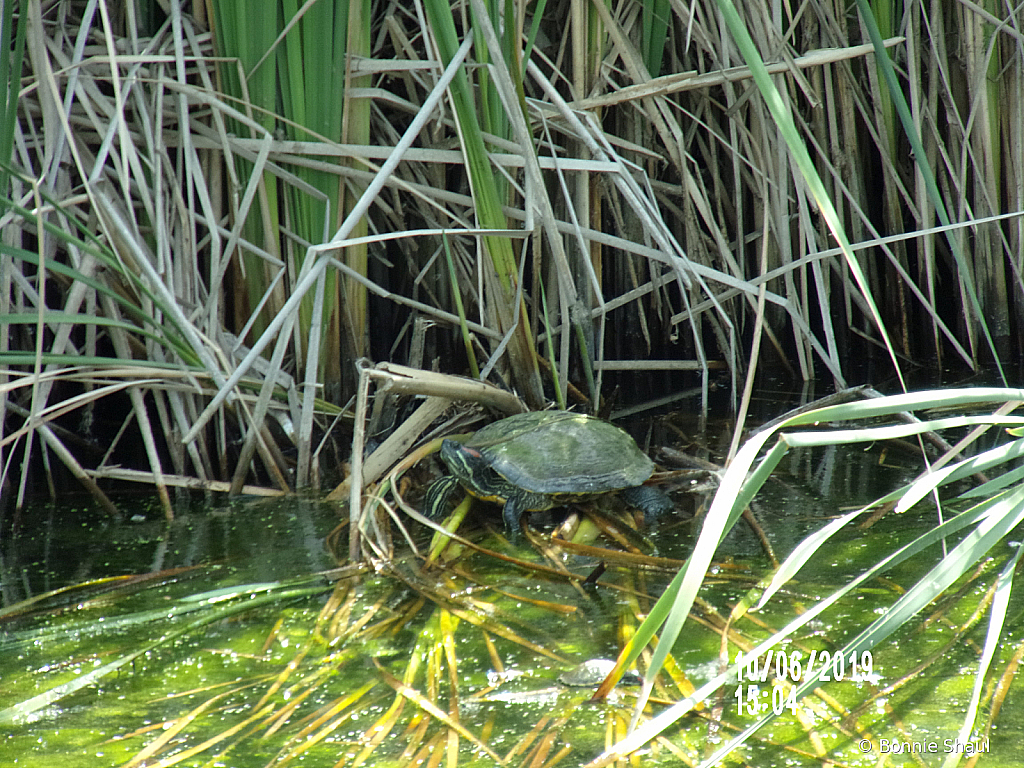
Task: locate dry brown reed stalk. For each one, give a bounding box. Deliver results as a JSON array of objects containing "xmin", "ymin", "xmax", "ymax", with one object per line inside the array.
[{"xmin": 4, "ymin": 0, "xmax": 1023, "ymax": 527}]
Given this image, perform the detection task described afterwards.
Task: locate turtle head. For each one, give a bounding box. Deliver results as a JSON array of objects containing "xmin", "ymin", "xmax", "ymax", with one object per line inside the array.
[
  {"xmin": 439, "ymin": 439, "xmax": 488, "ymax": 486},
  {"xmin": 439, "ymin": 438, "xmax": 512, "ymax": 505}
]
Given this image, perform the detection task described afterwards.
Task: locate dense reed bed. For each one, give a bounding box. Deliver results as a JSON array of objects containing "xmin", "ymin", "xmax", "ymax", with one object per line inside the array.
[{"xmin": 3, "ymin": 1, "xmax": 1021, "ymax": 506}]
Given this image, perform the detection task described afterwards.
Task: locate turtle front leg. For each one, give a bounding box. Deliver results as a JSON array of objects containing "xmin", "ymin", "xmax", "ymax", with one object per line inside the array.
[{"xmin": 501, "ymin": 496, "xmax": 526, "ymax": 534}]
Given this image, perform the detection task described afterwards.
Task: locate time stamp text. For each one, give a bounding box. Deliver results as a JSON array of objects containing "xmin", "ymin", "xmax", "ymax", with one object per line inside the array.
[
  {"xmin": 732, "ymin": 649, "xmax": 992, "ymax": 755},
  {"xmin": 733, "ymin": 649, "xmax": 873, "ymax": 716}
]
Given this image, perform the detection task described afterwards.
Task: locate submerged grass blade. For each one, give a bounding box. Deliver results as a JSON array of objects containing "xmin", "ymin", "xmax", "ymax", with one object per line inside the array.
[
  {"xmin": 0, "ymin": 579, "xmax": 331, "ymax": 724},
  {"xmin": 700, "ymin": 484, "xmax": 1024, "ymax": 767},
  {"xmin": 589, "ymin": 474, "xmax": 1019, "ymax": 767},
  {"xmin": 600, "ymin": 389, "xmax": 1024, "ymax": 760},
  {"xmin": 941, "ymin": 547, "xmax": 1022, "ymax": 768}
]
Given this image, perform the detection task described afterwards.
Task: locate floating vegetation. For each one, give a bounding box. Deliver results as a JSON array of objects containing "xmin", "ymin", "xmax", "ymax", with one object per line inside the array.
[{"xmin": 4, "ymin": 393, "xmax": 1024, "ymax": 766}]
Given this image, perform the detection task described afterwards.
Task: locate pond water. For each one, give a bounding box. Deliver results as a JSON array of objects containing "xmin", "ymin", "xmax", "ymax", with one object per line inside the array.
[{"xmin": 2, "ymin": 426, "xmax": 1023, "ymax": 767}]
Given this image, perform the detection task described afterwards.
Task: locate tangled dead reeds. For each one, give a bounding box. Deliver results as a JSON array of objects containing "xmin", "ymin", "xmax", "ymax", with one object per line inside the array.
[{"xmin": 7, "ymin": 0, "xmax": 1021, "ymax": 515}]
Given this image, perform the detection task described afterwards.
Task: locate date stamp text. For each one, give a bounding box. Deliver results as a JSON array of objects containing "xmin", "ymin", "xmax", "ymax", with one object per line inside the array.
[{"xmin": 734, "ymin": 650, "xmax": 873, "ymax": 716}]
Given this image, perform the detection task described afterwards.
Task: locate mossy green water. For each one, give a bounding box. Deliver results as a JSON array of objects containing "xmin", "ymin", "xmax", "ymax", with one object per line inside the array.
[{"xmin": 3, "ymin": 447, "xmax": 1024, "ymax": 766}]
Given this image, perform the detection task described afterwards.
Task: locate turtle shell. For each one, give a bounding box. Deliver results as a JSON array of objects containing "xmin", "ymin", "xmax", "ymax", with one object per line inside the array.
[
  {"xmin": 463, "ymin": 411, "xmax": 654, "ymax": 496},
  {"xmin": 558, "ymin": 658, "xmax": 644, "ymax": 687}
]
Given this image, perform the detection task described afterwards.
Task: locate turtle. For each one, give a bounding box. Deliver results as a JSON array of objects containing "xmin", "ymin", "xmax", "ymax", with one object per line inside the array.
[
  {"xmin": 423, "ymin": 410, "xmax": 673, "ymax": 533},
  {"xmin": 558, "ymin": 658, "xmax": 644, "ymax": 687}
]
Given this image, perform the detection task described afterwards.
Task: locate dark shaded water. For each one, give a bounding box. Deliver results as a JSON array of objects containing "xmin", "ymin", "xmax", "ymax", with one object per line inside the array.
[{"xmin": 2, "ymin": 494, "xmax": 338, "ymax": 602}]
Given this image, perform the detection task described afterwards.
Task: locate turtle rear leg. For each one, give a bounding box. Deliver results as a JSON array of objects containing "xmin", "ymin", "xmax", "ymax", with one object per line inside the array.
[{"xmin": 621, "ymin": 485, "xmax": 674, "ymax": 520}]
